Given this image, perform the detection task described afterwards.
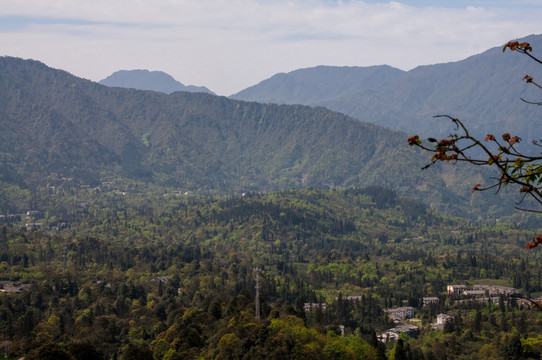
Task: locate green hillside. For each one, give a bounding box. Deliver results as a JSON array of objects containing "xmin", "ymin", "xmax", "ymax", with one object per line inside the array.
[{"xmin": 0, "ymin": 56, "xmax": 525, "ymax": 220}]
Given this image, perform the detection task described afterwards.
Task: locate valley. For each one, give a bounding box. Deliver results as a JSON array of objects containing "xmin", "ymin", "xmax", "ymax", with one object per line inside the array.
[
  {"xmin": 1, "ymin": 181, "xmax": 542, "ymax": 359},
  {"xmin": 1, "ymin": 34, "xmax": 542, "ymax": 359}
]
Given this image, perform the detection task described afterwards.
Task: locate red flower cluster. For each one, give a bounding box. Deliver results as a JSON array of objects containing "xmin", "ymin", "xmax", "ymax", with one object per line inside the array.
[
  {"xmin": 472, "ymin": 184, "xmax": 482, "ymax": 193},
  {"xmin": 432, "ymin": 150, "xmax": 457, "ymax": 162},
  {"xmin": 524, "ymin": 75, "xmax": 534, "ymax": 83},
  {"xmin": 434, "ymin": 153, "xmax": 449, "ymax": 161},
  {"xmin": 509, "ymin": 136, "xmax": 521, "ymax": 145},
  {"xmin": 502, "ymin": 133, "xmax": 521, "ymax": 145},
  {"xmin": 484, "ymin": 134, "xmax": 495, "ymax": 142},
  {"xmin": 504, "ymin": 41, "xmax": 532, "ymax": 52},
  {"xmin": 526, "ymin": 235, "xmax": 542, "ymax": 249},
  {"xmin": 435, "ymin": 139, "xmax": 456, "ymax": 155},
  {"xmin": 437, "ymin": 139, "xmax": 455, "ymax": 146},
  {"xmin": 408, "ymin": 135, "xmax": 421, "ymax": 146}
]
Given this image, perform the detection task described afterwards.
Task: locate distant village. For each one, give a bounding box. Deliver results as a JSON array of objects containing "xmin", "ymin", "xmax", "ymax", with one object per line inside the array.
[
  {"xmin": 0, "ymin": 178, "xmax": 203, "ymax": 233},
  {"xmin": 304, "ymin": 283, "xmax": 536, "ymax": 343}
]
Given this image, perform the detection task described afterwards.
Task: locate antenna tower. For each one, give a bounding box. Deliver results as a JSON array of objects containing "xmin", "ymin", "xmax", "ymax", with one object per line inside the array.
[
  {"xmin": 62, "ymin": 245, "xmax": 67, "ymax": 270},
  {"xmin": 254, "ymin": 267, "xmax": 261, "ymax": 321}
]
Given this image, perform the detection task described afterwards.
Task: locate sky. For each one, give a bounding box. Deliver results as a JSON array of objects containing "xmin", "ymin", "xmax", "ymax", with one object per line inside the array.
[{"xmin": 1, "ymin": 1, "xmax": 542, "ymax": 96}]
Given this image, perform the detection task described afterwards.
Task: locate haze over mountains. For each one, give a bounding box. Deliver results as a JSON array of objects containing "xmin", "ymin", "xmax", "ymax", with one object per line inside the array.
[
  {"xmin": 232, "ymin": 34, "xmax": 542, "ymax": 142},
  {"xmin": 101, "ymin": 34, "xmax": 542, "ymax": 143}
]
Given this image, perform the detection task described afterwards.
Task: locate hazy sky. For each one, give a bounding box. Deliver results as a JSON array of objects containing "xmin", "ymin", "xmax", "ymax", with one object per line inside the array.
[{"xmin": 2, "ymin": 1, "xmax": 542, "ymax": 95}]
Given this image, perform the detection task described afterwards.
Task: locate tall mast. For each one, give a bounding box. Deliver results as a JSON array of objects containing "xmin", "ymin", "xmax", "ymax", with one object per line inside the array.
[{"xmin": 254, "ymin": 267, "xmax": 261, "ymax": 321}]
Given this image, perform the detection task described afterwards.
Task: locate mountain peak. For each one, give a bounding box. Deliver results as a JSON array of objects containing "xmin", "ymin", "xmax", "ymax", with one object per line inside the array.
[{"xmin": 100, "ymin": 69, "xmax": 215, "ymax": 95}]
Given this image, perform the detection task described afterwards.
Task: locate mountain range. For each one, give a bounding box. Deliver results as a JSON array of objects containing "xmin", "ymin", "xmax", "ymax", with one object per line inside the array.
[
  {"xmin": 100, "ymin": 34, "xmax": 542, "ymax": 143},
  {"xmin": 4, "ymin": 34, "xmax": 542, "ymax": 220},
  {"xmin": 232, "ymin": 34, "xmax": 542, "ymax": 142},
  {"xmin": 0, "ymin": 55, "xmax": 517, "ymax": 219}
]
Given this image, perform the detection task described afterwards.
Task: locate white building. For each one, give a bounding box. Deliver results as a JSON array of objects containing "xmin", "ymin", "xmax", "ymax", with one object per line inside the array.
[
  {"xmin": 304, "ymin": 303, "xmax": 327, "ymax": 312},
  {"xmin": 436, "ymin": 313, "xmax": 453, "ymax": 325},
  {"xmin": 473, "ymin": 285, "xmax": 518, "ymax": 295},
  {"xmin": 423, "ymin": 297, "xmax": 439, "ymax": 306},
  {"xmin": 447, "ymin": 285, "xmax": 467, "ymax": 295},
  {"xmin": 386, "ymin": 306, "xmax": 415, "ymax": 319}
]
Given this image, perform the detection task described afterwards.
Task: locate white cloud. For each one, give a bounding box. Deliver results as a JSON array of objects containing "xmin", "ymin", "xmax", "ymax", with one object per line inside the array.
[{"xmin": 1, "ymin": 0, "xmax": 541, "ymax": 95}]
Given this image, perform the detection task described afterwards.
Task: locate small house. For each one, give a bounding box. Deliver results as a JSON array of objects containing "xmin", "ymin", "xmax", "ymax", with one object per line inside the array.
[
  {"xmin": 304, "ymin": 303, "xmax": 327, "ymax": 312},
  {"xmin": 423, "ymin": 297, "xmax": 439, "ymax": 306},
  {"xmin": 447, "ymin": 285, "xmax": 466, "ymax": 295}
]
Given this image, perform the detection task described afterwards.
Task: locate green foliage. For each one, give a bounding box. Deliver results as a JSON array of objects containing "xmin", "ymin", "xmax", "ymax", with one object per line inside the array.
[
  {"xmin": 26, "ymin": 343, "xmax": 72, "ymax": 360},
  {"xmin": 67, "ymin": 342, "xmax": 104, "ymax": 360},
  {"xmin": 121, "ymin": 344, "xmax": 153, "ymax": 360}
]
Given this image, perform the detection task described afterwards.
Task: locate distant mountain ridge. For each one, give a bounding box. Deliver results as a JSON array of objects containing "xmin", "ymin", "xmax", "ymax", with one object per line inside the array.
[
  {"xmin": 0, "ymin": 55, "xmax": 517, "ymax": 219},
  {"xmin": 232, "ymin": 34, "xmax": 542, "ymax": 142},
  {"xmin": 100, "ymin": 69, "xmax": 215, "ymax": 95},
  {"xmin": 233, "ymin": 65, "xmax": 404, "ymax": 105}
]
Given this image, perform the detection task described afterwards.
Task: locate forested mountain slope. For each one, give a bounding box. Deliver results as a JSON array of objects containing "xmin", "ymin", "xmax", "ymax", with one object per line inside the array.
[
  {"xmin": 231, "ymin": 65, "xmax": 404, "ymax": 105},
  {"xmin": 0, "ymin": 56, "xmax": 520, "ymax": 219},
  {"xmin": 232, "ymin": 34, "xmax": 542, "ymax": 141}
]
